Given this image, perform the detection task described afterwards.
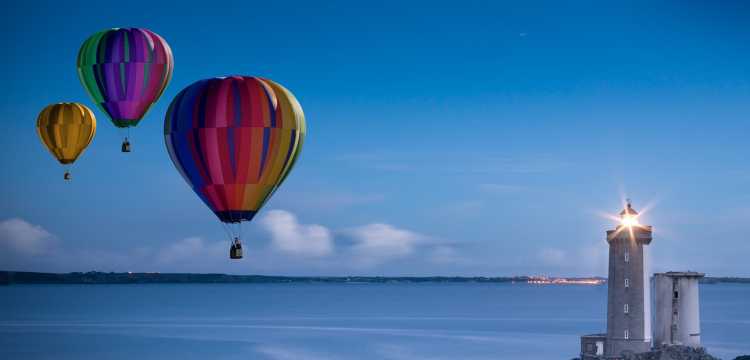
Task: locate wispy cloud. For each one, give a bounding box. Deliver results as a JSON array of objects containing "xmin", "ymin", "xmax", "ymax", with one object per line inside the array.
[
  {"xmin": 0, "ymin": 218, "xmax": 57, "ymax": 272},
  {"xmin": 345, "ymin": 223, "xmax": 424, "ymax": 267},
  {"xmin": 0, "ymin": 217, "xmax": 228, "ymax": 272},
  {"xmin": 254, "ymin": 345, "xmax": 339, "ymax": 360},
  {"xmin": 260, "ymin": 210, "xmax": 334, "ymax": 257},
  {"xmin": 0, "ymin": 218, "xmax": 56, "ymax": 256},
  {"xmin": 260, "ymin": 210, "xmax": 464, "ymax": 269},
  {"xmin": 156, "ymin": 237, "xmax": 226, "ymax": 265},
  {"xmin": 0, "ymin": 215, "xmax": 465, "ymax": 274}
]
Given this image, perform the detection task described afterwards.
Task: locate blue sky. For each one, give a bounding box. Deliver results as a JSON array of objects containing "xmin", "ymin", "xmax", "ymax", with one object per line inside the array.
[{"xmin": 1, "ymin": 0, "xmax": 748, "ymax": 276}]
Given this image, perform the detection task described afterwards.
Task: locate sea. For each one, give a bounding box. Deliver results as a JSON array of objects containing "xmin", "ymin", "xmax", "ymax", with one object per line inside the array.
[{"xmin": 1, "ymin": 283, "xmax": 748, "ymax": 359}]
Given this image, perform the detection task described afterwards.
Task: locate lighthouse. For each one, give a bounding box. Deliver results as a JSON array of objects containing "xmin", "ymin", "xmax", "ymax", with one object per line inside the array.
[
  {"xmin": 580, "ymin": 200, "xmax": 710, "ymax": 360},
  {"xmin": 605, "ymin": 201, "xmax": 653, "ymax": 357}
]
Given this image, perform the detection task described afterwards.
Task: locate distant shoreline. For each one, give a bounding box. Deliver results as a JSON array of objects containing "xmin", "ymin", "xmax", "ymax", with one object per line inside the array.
[{"xmin": 1, "ymin": 271, "xmax": 748, "ymax": 285}]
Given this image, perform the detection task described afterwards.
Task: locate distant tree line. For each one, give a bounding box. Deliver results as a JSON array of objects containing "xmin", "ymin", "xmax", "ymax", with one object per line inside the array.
[
  {"xmin": 1, "ymin": 271, "xmax": 746, "ymax": 285},
  {"xmin": 0, "ymin": 271, "xmax": 533, "ymax": 284}
]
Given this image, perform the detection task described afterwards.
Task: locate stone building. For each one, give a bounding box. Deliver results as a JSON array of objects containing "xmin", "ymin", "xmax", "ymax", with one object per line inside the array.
[{"xmin": 653, "ymin": 272, "xmax": 704, "ymax": 347}]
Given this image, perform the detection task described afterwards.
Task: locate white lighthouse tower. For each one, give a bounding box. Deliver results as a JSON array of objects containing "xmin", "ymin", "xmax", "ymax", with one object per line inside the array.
[{"xmin": 604, "ymin": 201, "xmax": 653, "ymax": 358}]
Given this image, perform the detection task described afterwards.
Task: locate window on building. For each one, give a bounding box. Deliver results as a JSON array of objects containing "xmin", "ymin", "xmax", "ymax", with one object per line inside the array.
[
  {"xmin": 624, "ymin": 303, "xmax": 629, "ymax": 314},
  {"xmin": 624, "ymin": 250, "xmax": 629, "ymax": 262},
  {"xmin": 624, "ymin": 278, "xmax": 629, "ymax": 288},
  {"xmin": 624, "ymin": 329, "xmax": 629, "ymax": 339},
  {"xmin": 674, "ymin": 291, "xmax": 679, "ymax": 299}
]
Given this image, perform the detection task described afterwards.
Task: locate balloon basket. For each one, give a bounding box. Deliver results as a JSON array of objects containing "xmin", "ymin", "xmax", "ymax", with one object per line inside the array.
[
  {"xmin": 121, "ymin": 139, "xmax": 131, "ymax": 153},
  {"xmin": 229, "ymin": 242, "xmax": 243, "ymax": 259}
]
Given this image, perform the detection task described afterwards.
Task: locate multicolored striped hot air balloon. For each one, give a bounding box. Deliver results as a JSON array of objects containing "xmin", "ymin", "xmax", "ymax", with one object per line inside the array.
[
  {"xmin": 77, "ymin": 27, "xmax": 173, "ymax": 152},
  {"xmin": 36, "ymin": 103, "xmax": 97, "ymax": 180},
  {"xmin": 164, "ymin": 76, "xmax": 305, "ymax": 259}
]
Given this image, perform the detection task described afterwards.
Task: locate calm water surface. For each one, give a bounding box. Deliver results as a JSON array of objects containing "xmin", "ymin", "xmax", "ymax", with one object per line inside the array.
[{"xmin": 1, "ymin": 283, "xmax": 748, "ymax": 359}]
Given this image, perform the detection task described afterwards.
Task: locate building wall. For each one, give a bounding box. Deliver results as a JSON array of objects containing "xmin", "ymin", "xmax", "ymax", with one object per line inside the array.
[
  {"xmin": 678, "ymin": 278, "xmax": 701, "ymax": 346},
  {"xmin": 605, "ymin": 226, "xmax": 652, "ymax": 358},
  {"xmin": 580, "ymin": 334, "xmax": 606, "ymax": 360},
  {"xmin": 653, "ymin": 274, "xmax": 702, "ymax": 347},
  {"xmin": 653, "ymin": 275, "xmax": 672, "ymax": 346},
  {"xmin": 642, "ymin": 245, "xmax": 651, "ymax": 341}
]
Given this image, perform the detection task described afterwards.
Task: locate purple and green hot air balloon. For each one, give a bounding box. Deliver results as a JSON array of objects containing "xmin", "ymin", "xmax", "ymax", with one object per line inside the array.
[{"xmin": 77, "ymin": 28, "xmax": 173, "ymax": 152}]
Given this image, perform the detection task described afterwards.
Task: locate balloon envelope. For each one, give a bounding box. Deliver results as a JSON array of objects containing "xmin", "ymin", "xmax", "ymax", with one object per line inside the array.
[
  {"xmin": 77, "ymin": 27, "xmax": 173, "ymax": 128},
  {"xmin": 164, "ymin": 76, "xmax": 305, "ymax": 223},
  {"xmin": 37, "ymin": 103, "xmax": 97, "ymax": 164}
]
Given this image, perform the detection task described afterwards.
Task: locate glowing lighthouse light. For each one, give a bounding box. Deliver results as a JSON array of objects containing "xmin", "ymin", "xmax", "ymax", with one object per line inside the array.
[
  {"xmin": 621, "ymin": 214, "xmax": 639, "ymax": 227},
  {"xmin": 620, "ymin": 199, "xmax": 640, "ymax": 227}
]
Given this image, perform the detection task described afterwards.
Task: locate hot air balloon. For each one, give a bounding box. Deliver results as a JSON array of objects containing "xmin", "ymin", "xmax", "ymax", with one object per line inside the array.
[
  {"xmin": 164, "ymin": 76, "xmax": 305, "ymax": 259},
  {"xmin": 77, "ymin": 27, "xmax": 173, "ymax": 152},
  {"xmin": 36, "ymin": 103, "xmax": 97, "ymax": 180}
]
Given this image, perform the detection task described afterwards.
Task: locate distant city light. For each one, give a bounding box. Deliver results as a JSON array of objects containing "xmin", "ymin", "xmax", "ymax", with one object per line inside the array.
[{"xmin": 527, "ymin": 276, "xmax": 605, "ymax": 285}]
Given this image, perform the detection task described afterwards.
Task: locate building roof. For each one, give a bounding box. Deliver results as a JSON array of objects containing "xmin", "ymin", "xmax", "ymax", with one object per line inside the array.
[
  {"xmin": 620, "ymin": 201, "xmax": 638, "ymax": 216},
  {"xmin": 654, "ymin": 271, "xmax": 705, "ymax": 278}
]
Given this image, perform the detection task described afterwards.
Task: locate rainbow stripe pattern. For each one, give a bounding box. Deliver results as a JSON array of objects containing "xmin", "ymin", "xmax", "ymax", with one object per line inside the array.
[{"xmin": 164, "ymin": 76, "xmax": 305, "ymax": 223}]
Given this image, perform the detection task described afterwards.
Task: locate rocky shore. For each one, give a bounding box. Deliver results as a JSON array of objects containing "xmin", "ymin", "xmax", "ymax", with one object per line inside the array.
[
  {"xmin": 630, "ymin": 345, "xmax": 719, "ymax": 360},
  {"xmin": 573, "ymin": 345, "xmax": 748, "ymax": 360}
]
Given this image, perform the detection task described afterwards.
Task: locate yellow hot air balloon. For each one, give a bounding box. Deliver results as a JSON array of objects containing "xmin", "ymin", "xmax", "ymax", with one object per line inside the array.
[{"xmin": 36, "ymin": 103, "xmax": 97, "ymax": 180}]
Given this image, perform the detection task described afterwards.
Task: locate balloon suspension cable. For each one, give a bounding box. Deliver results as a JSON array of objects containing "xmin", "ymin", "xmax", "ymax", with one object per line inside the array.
[
  {"xmin": 219, "ymin": 222, "xmax": 233, "ymax": 242},
  {"xmin": 228, "ymin": 210, "xmax": 240, "ymax": 242}
]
